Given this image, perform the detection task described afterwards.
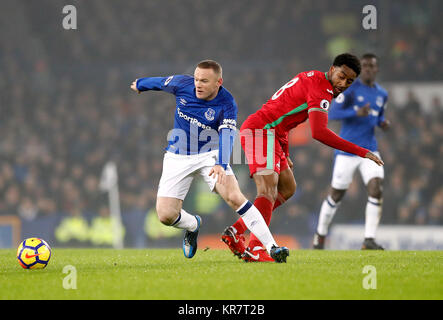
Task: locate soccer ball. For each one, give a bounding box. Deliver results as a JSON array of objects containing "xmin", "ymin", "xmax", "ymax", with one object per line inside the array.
[{"xmin": 17, "ymin": 238, "xmax": 52, "ymax": 269}]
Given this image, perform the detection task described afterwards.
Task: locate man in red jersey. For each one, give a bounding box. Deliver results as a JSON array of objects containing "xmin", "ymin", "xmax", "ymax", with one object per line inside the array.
[{"xmin": 221, "ymin": 53, "xmax": 384, "ymax": 262}]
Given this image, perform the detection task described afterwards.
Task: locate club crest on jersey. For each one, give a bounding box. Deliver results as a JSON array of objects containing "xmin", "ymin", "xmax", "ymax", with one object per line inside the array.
[
  {"xmin": 376, "ymin": 96, "xmax": 384, "ymax": 107},
  {"xmin": 336, "ymin": 93, "xmax": 345, "ymax": 103},
  {"xmin": 205, "ymin": 108, "xmax": 215, "ymax": 121},
  {"xmin": 320, "ymin": 99, "xmax": 330, "ymax": 110}
]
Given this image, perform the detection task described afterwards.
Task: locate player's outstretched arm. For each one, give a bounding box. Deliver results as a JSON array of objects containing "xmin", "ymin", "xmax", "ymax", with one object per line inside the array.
[
  {"xmin": 308, "ymin": 109, "xmax": 383, "ymax": 163},
  {"xmin": 309, "ymin": 110, "xmax": 384, "ymax": 166}
]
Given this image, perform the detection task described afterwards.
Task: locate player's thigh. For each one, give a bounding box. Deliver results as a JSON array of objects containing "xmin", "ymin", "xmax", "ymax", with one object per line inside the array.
[
  {"xmin": 214, "ymin": 175, "xmax": 247, "ymax": 210},
  {"xmin": 359, "ymin": 151, "xmax": 385, "ymax": 186},
  {"xmin": 252, "ymin": 171, "xmax": 280, "ymax": 202},
  {"xmin": 241, "ymin": 128, "xmax": 284, "ymax": 177},
  {"xmin": 330, "ymin": 154, "xmax": 360, "ymax": 190},
  {"xmin": 157, "ymin": 152, "xmax": 195, "ymax": 202},
  {"xmin": 198, "ymin": 151, "xmax": 235, "ymax": 193}
]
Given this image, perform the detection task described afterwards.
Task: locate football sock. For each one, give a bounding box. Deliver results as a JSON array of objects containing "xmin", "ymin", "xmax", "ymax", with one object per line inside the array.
[
  {"xmin": 365, "ymin": 197, "xmax": 382, "ymax": 239},
  {"xmin": 171, "ymin": 209, "xmax": 198, "ymax": 232},
  {"xmin": 248, "ymin": 196, "xmax": 274, "ymax": 249},
  {"xmin": 236, "ymin": 200, "xmax": 277, "ymax": 253},
  {"xmin": 232, "ymin": 216, "xmax": 247, "ymax": 235},
  {"xmin": 272, "ymin": 192, "xmax": 286, "ymax": 211},
  {"xmin": 316, "ymin": 195, "xmax": 340, "ymax": 236}
]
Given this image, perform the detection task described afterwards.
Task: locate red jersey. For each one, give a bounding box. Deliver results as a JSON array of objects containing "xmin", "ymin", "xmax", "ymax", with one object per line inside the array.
[{"xmin": 241, "ymin": 70, "xmax": 368, "ymax": 158}]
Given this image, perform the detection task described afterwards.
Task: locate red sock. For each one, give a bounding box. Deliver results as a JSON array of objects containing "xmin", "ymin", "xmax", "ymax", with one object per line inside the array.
[
  {"xmin": 273, "ymin": 192, "xmax": 286, "ymax": 211},
  {"xmin": 232, "ymin": 216, "xmax": 248, "ymax": 235},
  {"xmin": 248, "ymin": 196, "xmax": 274, "ymax": 249}
]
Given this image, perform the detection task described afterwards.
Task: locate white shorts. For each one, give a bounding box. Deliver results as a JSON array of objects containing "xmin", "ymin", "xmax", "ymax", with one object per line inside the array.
[
  {"xmin": 331, "ymin": 151, "xmax": 384, "ymax": 190},
  {"xmin": 157, "ymin": 150, "xmax": 234, "ymax": 200}
]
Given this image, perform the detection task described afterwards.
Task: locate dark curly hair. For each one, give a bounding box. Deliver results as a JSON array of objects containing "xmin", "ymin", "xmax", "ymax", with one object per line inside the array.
[{"xmin": 333, "ymin": 53, "xmax": 361, "ymax": 76}]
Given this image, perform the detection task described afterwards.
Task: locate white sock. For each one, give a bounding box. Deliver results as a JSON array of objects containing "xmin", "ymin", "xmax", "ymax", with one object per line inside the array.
[
  {"xmin": 365, "ymin": 197, "xmax": 382, "ymax": 238},
  {"xmin": 237, "ymin": 200, "xmax": 277, "ymax": 253},
  {"xmin": 316, "ymin": 195, "xmax": 340, "ymax": 236},
  {"xmin": 171, "ymin": 209, "xmax": 198, "ymax": 232}
]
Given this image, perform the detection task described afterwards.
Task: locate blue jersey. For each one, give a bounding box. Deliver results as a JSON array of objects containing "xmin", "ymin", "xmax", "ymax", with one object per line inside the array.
[
  {"xmin": 329, "ymin": 79, "xmax": 388, "ymax": 156},
  {"xmin": 136, "ymin": 75, "xmax": 237, "ymax": 168}
]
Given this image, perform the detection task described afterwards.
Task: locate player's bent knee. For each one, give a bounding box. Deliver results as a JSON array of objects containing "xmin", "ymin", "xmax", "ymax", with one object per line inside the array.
[
  {"xmin": 331, "ymin": 188, "xmax": 346, "ymax": 203},
  {"xmin": 368, "ymin": 186, "xmax": 383, "ymax": 199},
  {"xmin": 367, "ymin": 178, "xmax": 383, "ymax": 199}
]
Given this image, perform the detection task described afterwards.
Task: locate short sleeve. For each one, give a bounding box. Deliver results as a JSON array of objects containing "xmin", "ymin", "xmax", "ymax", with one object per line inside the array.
[{"xmin": 306, "ymin": 80, "xmax": 333, "ymax": 115}]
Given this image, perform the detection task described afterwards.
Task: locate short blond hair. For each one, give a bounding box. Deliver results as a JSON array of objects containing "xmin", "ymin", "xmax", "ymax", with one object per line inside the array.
[{"xmin": 196, "ymin": 60, "xmax": 222, "ymax": 77}]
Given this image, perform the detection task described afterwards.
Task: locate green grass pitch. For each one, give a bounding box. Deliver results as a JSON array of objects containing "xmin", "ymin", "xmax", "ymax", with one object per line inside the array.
[{"xmin": 1, "ymin": 248, "xmax": 441, "ymax": 300}]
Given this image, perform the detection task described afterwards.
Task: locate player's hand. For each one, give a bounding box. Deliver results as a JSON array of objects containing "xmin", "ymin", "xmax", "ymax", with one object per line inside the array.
[
  {"xmin": 365, "ymin": 151, "xmax": 384, "ymax": 166},
  {"xmin": 287, "ymin": 156, "xmax": 294, "ymax": 170},
  {"xmin": 209, "ymin": 165, "xmax": 226, "ymax": 185},
  {"xmin": 379, "ymin": 119, "xmax": 391, "ymax": 131},
  {"xmin": 356, "ymin": 103, "xmax": 371, "ymax": 117},
  {"xmin": 130, "ymin": 79, "xmax": 140, "ymax": 94}
]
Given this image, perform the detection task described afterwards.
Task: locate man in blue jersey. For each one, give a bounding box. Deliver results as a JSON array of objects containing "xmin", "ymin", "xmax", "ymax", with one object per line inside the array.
[
  {"xmin": 130, "ymin": 60, "xmax": 289, "ymax": 262},
  {"xmin": 313, "ymin": 53, "xmax": 390, "ymax": 250}
]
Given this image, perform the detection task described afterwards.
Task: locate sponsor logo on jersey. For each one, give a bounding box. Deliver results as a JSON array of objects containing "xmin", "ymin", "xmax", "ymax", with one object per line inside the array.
[
  {"xmin": 357, "ymin": 95, "xmax": 364, "ymax": 102},
  {"xmin": 306, "ymin": 71, "xmax": 314, "ymax": 77},
  {"xmin": 376, "ymin": 96, "xmax": 384, "ymax": 107},
  {"xmin": 205, "ymin": 108, "xmax": 215, "ymax": 121},
  {"xmin": 326, "ymin": 89, "xmax": 334, "ymax": 95},
  {"xmin": 179, "ymin": 98, "xmax": 187, "ymax": 106},
  {"xmin": 177, "ymin": 107, "xmax": 211, "ymax": 130}
]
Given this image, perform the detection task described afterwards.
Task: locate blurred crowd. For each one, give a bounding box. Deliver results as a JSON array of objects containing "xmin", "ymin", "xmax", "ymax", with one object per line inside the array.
[{"xmin": 0, "ymin": 0, "xmax": 442, "ymax": 247}]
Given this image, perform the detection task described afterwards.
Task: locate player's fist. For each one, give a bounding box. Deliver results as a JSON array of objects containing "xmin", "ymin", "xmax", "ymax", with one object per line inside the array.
[
  {"xmin": 130, "ymin": 79, "xmax": 140, "ymax": 94},
  {"xmin": 209, "ymin": 165, "xmax": 226, "ymax": 185},
  {"xmin": 379, "ymin": 119, "xmax": 391, "ymax": 131},
  {"xmin": 365, "ymin": 151, "xmax": 384, "ymax": 166},
  {"xmin": 287, "ymin": 157, "xmax": 294, "ymax": 170},
  {"xmin": 356, "ymin": 103, "xmax": 371, "ymax": 117}
]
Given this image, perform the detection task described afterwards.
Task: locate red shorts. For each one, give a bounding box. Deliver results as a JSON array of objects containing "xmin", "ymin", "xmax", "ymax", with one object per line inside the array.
[{"xmin": 240, "ymin": 125, "xmax": 289, "ymax": 177}]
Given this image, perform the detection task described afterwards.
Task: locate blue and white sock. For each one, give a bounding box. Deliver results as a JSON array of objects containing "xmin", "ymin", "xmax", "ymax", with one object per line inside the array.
[
  {"xmin": 317, "ymin": 195, "xmax": 340, "ymax": 236},
  {"xmin": 171, "ymin": 209, "xmax": 198, "ymax": 232},
  {"xmin": 237, "ymin": 200, "xmax": 277, "ymax": 253},
  {"xmin": 365, "ymin": 197, "xmax": 382, "ymax": 238}
]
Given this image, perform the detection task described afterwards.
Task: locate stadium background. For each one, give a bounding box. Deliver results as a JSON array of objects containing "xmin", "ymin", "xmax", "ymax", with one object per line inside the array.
[{"xmin": 0, "ymin": 0, "xmax": 442, "ymax": 249}]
